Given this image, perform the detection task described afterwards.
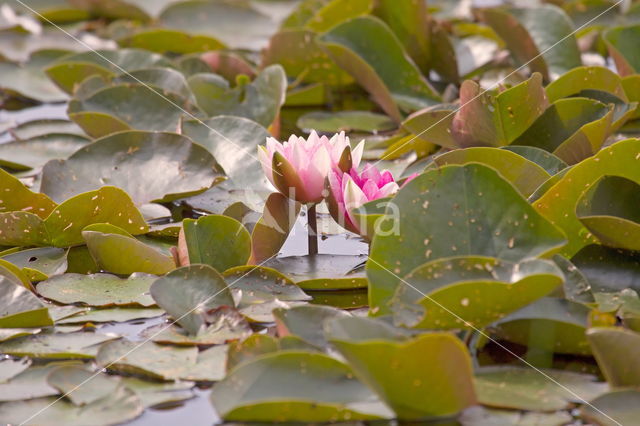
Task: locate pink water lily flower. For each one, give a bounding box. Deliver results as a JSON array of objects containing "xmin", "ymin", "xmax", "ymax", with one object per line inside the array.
[
  {"xmin": 327, "ymin": 164, "xmax": 400, "ymax": 236},
  {"xmin": 258, "ymin": 131, "xmax": 363, "ymax": 204}
]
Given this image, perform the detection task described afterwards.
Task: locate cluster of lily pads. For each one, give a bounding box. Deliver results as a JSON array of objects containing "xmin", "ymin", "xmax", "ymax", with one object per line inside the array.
[{"xmin": 1, "ymin": 0, "xmax": 640, "ymax": 424}]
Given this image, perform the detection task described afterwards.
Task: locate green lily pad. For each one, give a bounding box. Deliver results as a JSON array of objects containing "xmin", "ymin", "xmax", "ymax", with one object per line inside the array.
[
  {"xmin": 2, "ymin": 247, "xmax": 67, "ymax": 281},
  {"xmin": 47, "ymin": 365, "xmax": 121, "ymax": 406},
  {"xmin": 318, "ymin": 15, "xmax": 440, "ymax": 121},
  {"xmin": 0, "ymin": 327, "xmax": 41, "ymax": 343},
  {"xmin": 96, "ymin": 339, "xmax": 198, "ymax": 380},
  {"xmin": 249, "ymin": 193, "xmax": 301, "ymax": 264},
  {"xmin": 533, "ymin": 139, "xmax": 640, "ymax": 256},
  {"xmin": 223, "ymin": 265, "xmax": 310, "ymax": 304},
  {"xmin": 187, "ymin": 65, "xmax": 286, "ymax": 127},
  {"xmin": 142, "ymin": 309, "xmax": 251, "ymax": 346},
  {"xmin": 576, "ymin": 175, "xmax": 640, "ymax": 251},
  {"xmin": 159, "ymin": 0, "xmax": 276, "ymax": 50},
  {"xmin": 478, "ymin": 5, "xmax": 581, "ymax": 80},
  {"xmin": 6, "ymin": 118, "xmax": 85, "ymax": 140},
  {"xmin": 119, "ymin": 28, "xmax": 225, "ymax": 54},
  {"xmin": 45, "ymin": 48, "xmax": 173, "ymax": 94},
  {"xmin": 493, "ymin": 297, "xmax": 591, "ymax": 356},
  {"xmin": 41, "ymin": 131, "xmax": 222, "ymax": 205},
  {"xmin": 110, "ymin": 67, "xmax": 196, "ymax": 103},
  {"xmin": 401, "ymin": 107, "xmax": 458, "ymax": 149},
  {"xmin": 82, "ymin": 229, "xmax": 175, "ymax": 275},
  {"xmin": 274, "ymin": 304, "xmax": 350, "ymax": 348},
  {"xmin": 0, "ymin": 385, "xmax": 143, "ymax": 426},
  {"xmin": 587, "ymin": 327, "xmax": 640, "ymax": 388},
  {"xmin": 581, "ymin": 390, "xmax": 640, "ymax": 426},
  {"xmin": 554, "ymin": 254, "xmax": 594, "ymax": 304},
  {"xmin": 120, "ymin": 377, "xmax": 194, "ymax": 408},
  {"xmin": 331, "ymin": 332, "xmax": 476, "ymax": 419},
  {"xmin": 367, "ymin": 163, "xmax": 566, "ymax": 314},
  {"xmin": 210, "ymin": 351, "xmax": 391, "ymax": 422},
  {"xmin": 0, "ymin": 50, "xmax": 69, "ymax": 103},
  {"xmin": 308, "ymin": 289, "xmax": 369, "ymax": 310},
  {"xmin": 546, "ymin": 66, "xmax": 628, "ymax": 103},
  {"xmin": 37, "ymin": 273, "xmax": 156, "ymax": 307},
  {"xmin": 265, "ymin": 255, "xmax": 368, "ymax": 291},
  {"xmin": 0, "ymin": 168, "xmax": 56, "ymax": 218},
  {"xmin": 0, "ymin": 361, "xmax": 82, "ymax": 401},
  {"xmin": 57, "ymin": 307, "xmax": 164, "ymax": 324},
  {"xmin": 512, "ymin": 97, "xmax": 613, "ymax": 165},
  {"xmin": 181, "ymin": 115, "xmax": 271, "ymax": 191},
  {"xmin": 475, "ymin": 366, "xmax": 607, "ymax": 411},
  {"xmin": 150, "ymin": 264, "xmax": 234, "ymax": 335},
  {"xmin": 0, "ymin": 357, "xmax": 31, "ymax": 382},
  {"xmin": 432, "ymin": 147, "xmax": 551, "ymax": 197},
  {"xmin": 501, "ymin": 146, "xmax": 568, "ymax": 175},
  {"xmin": 0, "ymin": 133, "xmax": 90, "ymax": 171},
  {"xmin": 0, "ymin": 276, "xmax": 52, "ymax": 328},
  {"xmin": 182, "ymin": 215, "xmax": 251, "ymax": 273},
  {"xmin": 262, "ymin": 29, "xmax": 352, "ymax": 86},
  {"xmin": 460, "ymin": 405, "xmax": 573, "ymax": 425},
  {"xmin": 392, "ymin": 257, "xmax": 563, "ymax": 330},
  {"xmin": 0, "ymin": 331, "xmax": 118, "ymax": 359},
  {"xmin": 603, "ymin": 24, "xmax": 640, "ymax": 76},
  {"xmin": 451, "ymin": 73, "xmax": 548, "ymax": 148},
  {"xmin": 297, "ymin": 111, "xmax": 396, "ymax": 133},
  {"xmin": 572, "ymin": 246, "xmax": 640, "ymax": 296}
]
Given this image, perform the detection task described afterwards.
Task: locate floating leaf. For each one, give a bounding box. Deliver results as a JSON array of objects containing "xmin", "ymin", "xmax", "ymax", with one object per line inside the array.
[
  {"xmin": 0, "ymin": 168, "xmax": 56, "ymax": 219},
  {"xmin": 210, "ymin": 351, "xmax": 391, "ymax": 422},
  {"xmin": 38, "ymin": 273, "xmax": 156, "ymax": 307},
  {"xmin": 587, "ymin": 327, "xmax": 640, "ymax": 387},
  {"xmin": 581, "ymin": 390, "xmax": 640, "ymax": 426},
  {"xmin": 401, "ymin": 104, "xmax": 458, "ymax": 149},
  {"xmin": 250, "ymin": 193, "xmax": 301, "ymax": 264},
  {"xmin": 274, "ymin": 304, "xmax": 350, "ymax": 348},
  {"xmin": 546, "ymin": 66, "xmax": 628, "ymax": 103},
  {"xmin": 265, "ymin": 255, "xmax": 368, "ymax": 290},
  {"xmin": 603, "ymin": 24, "xmax": 640, "ymax": 76},
  {"xmin": 512, "ymin": 97, "xmax": 613, "ymax": 165},
  {"xmin": 82, "ymin": 228, "xmax": 175, "ymax": 275},
  {"xmin": 432, "ymin": 147, "xmax": 551, "ymax": 197},
  {"xmin": 318, "ymin": 15, "xmax": 440, "ymax": 121},
  {"xmin": 392, "ymin": 257, "xmax": 563, "ymax": 330},
  {"xmin": 0, "ymin": 331, "xmax": 118, "ymax": 359},
  {"xmin": 0, "ymin": 50, "xmax": 69, "ymax": 103},
  {"xmin": 150, "ymin": 264, "xmax": 234, "ymax": 335},
  {"xmin": 0, "ymin": 133, "xmax": 90, "ymax": 171},
  {"xmin": 501, "ymin": 146, "xmax": 568, "ymax": 175},
  {"xmin": 576, "ymin": 175, "xmax": 640, "ymax": 251},
  {"xmin": 0, "ymin": 357, "xmax": 31, "ymax": 383},
  {"xmin": 533, "ymin": 139, "xmax": 640, "ymax": 256},
  {"xmin": 478, "ymin": 5, "xmax": 581, "ymax": 80},
  {"xmin": 2, "ymin": 247, "xmax": 67, "ymax": 282},
  {"xmin": 47, "ymin": 365, "xmax": 121, "ymax": 406},
  {"xmin": 120, "ymin": 377, "xmax": 194, "ymax": 409},
  {"xmin": 475, "ymin": 366, "xmax": 607, "ymax": 411},
  {"xmin": 571, "ymin": 245, "xmax": 640, "ymax": 293},
  {"xmin": 223, "ymin": 265, "xmax": 310, "ymax": 304},
  {"xmin": 493, "ymin": 297, "xmax": 591, "ymax": 356},
  {"xmin": 187, "ymin": 65, "xmax": 286, "ymax": 127},
  {"xmin": 181, "ymin": 115, "xmax": 271, "ymax": 190},
  {"xmin": 331, "ymin": 332, "xmax": 476, "ymax": 419},
  {"xmin": 297, "ymin": 111, "xmax": 395, "ymax": 133},
  {"xmin": 368, "ymin": 164, "xmax": 566, "ymax": 314},
  {"xmin": 119, "ymin": 29, "xmax": 225, "ymax": 54},
  {"xmin": 0, "ymin": 276, "xmax": 52, "ymax": 328},
  {"xmin": 0, "ymin": 361, "xmax": 82, "ymax": 402},
  {"xmin": 182, "ymin": 215, "xmax": 251, "ymax": 273},
  {"xmin": 41, "ymin": 131, "xmax": 222, "ymax": 205}
]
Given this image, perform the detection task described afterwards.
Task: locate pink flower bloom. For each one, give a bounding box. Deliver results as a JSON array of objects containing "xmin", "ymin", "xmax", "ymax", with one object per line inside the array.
[
  {"xmin": 258, "ymin": 131, "xmax": 363, "ymax": 203},
  {"xmin": 327, "ymin": 164, "xmax": 399, "ymax": 236}
]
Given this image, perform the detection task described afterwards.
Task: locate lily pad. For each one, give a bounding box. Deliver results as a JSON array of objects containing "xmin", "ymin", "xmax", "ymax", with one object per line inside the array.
[
  {"xmin": 475, "ymin": 366, "xmax": 607, "ymax": 411},
  {"xmin": 265, "ymin": 255, "xmax": 368, "ymax": 291},
  {"xmin": 2, "ymin": 247, "xmax": 67, "ymax": 281},
  {"xmin": 546, "ymin": 66, "xmax": 628, "ymax": 103},
  {"xmin": 576, "ymin": 175, "xmax": 640, "ymax": 251},
  {"xmin": 432, "ymin": 147, "xmax": 551, "ymax": 197},
  {"xmin": 187, "ymin": 65, "xmax": 286, "ymax": 127},
  {"xmin": 581, "ymin": 390, "xmax": 640, "ymax": 426},
  {"xmin": 501, "ymin": 146, "xmax": 568, "ymax": 175},
  {"xmin": 603, "ymin": 24, "xmax": 640, "ymax": 76},
  {"xmin": 367, "ymin": 163, "xmax": 566, "ymax": 314},
  {"xmin": 182, "ymin": 115, "xmax": 272, "ymax": 191},
  {"xmin": 41, "ymin": 131, "xmax": 222, "ymax": 205},
  {"xmin": 331, "ymin": 332, "xmax": 477, "ymax": 419},
  {"xmin": 0, "ymin": 49, "xmax": 69, "ymax": 103},
  {"xmin": 119, "ymin": 28, "xmax": 225, "ymax": 54},
  {"xmin": 0, "ymin": 361, "xmax": 82, "ymax": 401},
  {"xmin": 82, "ymin": 228, "xmax": 175, "ymax": 275},
  {"xmin": 392, "ymin": 257, "xmax": 563, "ymax": 330},
  {"xmin": 274, "ymin": 304, "xmax": 350, "ymax": 348},
  {"xmin": 0, "ymin": 133, "xmax": 90, "ymax": 171},
  {"xmin": 150, "ymin": 264, "xmax": 234, "ymax": 335},
  {"xmin": 0, "ymin": 167, "xmax": 56, "ymax": 218},
  {"xmin": 250, "ymin": 192, "xmax": 301, "ymax": 264},
  {"xmin": 57, "ymin": 307, "xmax": 164, "ymax": 324},
  {"xmin": 182, "ymin": 215, "xmax": 251, "ymax": 273},
  {"xmin": 0, "ymin": 276, "xmax": 52, "ymax": 328},
  {"xmin": 47, "ymin": 365, "xmax": 121, "ymax": 406},
  {"xmin": 297, "ymin": 111, "xmax": 396, "ymax": 133},
  {"xmin": 571, "ymin": 245, "xmax": 640, "ymax": 293},
  {"xmin": 587, "ymin": 327, "xmax": 640, "ymax": 388},
  {"xmin": 0, "ymin": 331, "xmax": 118, "ymax": 359},
  {"xmin": 318, "ymin": 15, "xmax": 440, "ymax": 121},
  {"xmin": 223, "ymin": 265, "xmax": 310, "ymax": 304},
  {"xmin": 0, "ymin": 357, "xmax": 31, "ymax": 383},
  {"xmin": 512, "ymin": 97, "xmax": 613, "ymax": 165},
  {"xmin": 37, "ymin": 273, "xmax": 156, "ymax": 307},
  {"xmin": 120, "ymin": 377, "xmax": 194, "ymax": 408},
  {"xmin": 210, "ymin": 351, "xmax": 391, "ymax": 422},
  {"xmin": 533, "ymin": 139, "xmax": 640, "ymax": 256}
]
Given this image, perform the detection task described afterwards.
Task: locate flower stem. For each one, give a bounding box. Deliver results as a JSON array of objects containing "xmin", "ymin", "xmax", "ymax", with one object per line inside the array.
[{"xmin": 307, "ymin": 204, "xmax": 318, "ymax": 256}]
